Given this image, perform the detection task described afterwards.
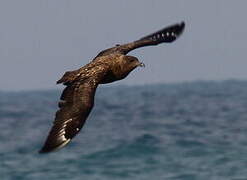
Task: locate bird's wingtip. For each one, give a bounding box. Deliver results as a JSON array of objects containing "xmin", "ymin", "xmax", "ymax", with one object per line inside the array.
[
  {"xmin": 180, "ymin": 21, "xmax": 185, "ymax": 30},
  {"xmin": 179, "ymin": 21, "xmax": 185, "ymax": 35},
  {"xmin": 39, "ymin": 149, "xmax": 47, "ymax": 154},
  {"xmin": 139, "ymin": 21, "xmax": 186, "ymax": 43}
]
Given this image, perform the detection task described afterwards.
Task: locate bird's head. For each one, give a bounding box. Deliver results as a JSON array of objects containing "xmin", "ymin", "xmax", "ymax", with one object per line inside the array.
[
  {"xmin": 120, "ymin": 55, "xmax": 145, "ymax": 72},
  {"xmin": 113, "ymin": 55, "xmax": 145, "ymax": 80}
]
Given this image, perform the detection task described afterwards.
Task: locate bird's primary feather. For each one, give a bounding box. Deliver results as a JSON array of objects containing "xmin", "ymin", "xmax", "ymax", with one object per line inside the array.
[{"xmin": 94, "ymin": 21, "xmax": 185, "ymax": 58}]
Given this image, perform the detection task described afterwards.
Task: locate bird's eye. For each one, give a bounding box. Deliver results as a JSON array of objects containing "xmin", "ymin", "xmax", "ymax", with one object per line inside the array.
[{"xmin": 129, "ymin": 58, "xmax": 135, "ymax": 63}]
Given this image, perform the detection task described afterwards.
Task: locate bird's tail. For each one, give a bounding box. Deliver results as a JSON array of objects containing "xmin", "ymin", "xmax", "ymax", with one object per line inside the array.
[{"xmin": 56, "ymin": 70, "xmax": 80, "ymax": 85}]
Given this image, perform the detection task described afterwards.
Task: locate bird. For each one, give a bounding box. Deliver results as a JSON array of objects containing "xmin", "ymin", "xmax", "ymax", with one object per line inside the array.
[{"xmin": 39, "ymin": 22, "xmax": 185, "ymax": 153}]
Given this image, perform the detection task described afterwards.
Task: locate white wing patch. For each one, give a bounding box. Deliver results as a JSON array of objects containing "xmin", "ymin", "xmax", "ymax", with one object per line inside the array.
[
  {"xmin": 53, "ymin": 138, "xmax": 71, "ymax": 152},
  {"xmin": 55, "ymin": 118, "xmax": 73, "ymax": 151}
]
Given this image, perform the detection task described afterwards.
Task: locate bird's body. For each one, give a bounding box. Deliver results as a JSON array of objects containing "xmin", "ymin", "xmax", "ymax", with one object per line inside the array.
[
  {"xmin": 40, "ymin": 22, "xmax": 185, "ymax": 153},
  {"xmin": 57, "ymin": 54, "xmax": 141, "ymax": 85}
]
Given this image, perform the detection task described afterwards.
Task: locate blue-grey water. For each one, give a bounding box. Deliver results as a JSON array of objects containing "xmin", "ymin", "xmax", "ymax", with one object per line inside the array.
[{"xmin": 1, "ymin": 81, "xmax": 247, "ymax": 180}]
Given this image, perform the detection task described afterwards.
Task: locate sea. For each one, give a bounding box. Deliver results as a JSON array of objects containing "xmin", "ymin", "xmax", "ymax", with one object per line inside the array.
[{"xmin": 1, "ymin": 80, "xmax": 247, "ymax": 180}]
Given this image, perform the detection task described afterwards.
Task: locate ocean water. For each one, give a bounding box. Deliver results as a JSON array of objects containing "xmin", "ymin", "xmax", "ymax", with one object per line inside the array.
[{"xmin": 1, "ymin": 81, "xmax": 247, "ymax": 180}]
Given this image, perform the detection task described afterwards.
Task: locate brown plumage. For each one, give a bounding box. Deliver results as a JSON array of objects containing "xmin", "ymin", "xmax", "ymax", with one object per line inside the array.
[{"xmin": 39, "ymin": 22, "xmax": 185, "ymax": 153}]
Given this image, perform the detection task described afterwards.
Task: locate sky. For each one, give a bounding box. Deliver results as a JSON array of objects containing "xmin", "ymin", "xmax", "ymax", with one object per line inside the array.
[{"xmin": 0, "ymin": 0, "xmax": 246, "ymax": 91}]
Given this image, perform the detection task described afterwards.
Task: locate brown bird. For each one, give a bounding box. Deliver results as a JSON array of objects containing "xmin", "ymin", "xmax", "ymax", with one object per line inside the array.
[{"xmin": 39, "ymin": 22, "xmax": 185, "ymax": 153}]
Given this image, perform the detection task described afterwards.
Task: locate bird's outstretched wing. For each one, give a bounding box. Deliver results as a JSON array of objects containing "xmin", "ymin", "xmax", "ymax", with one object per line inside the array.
[
  {"xmin": 40, "ymin": 68, "xmax": 106, "ymax": 153},
  {"xmin": 95, "ymin": 21, "xmax": 185, "ymax": 58}
]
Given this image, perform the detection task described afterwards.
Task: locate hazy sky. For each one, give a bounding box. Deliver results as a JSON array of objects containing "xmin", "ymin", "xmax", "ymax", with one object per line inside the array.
[{"xmin": 1, "ymin": 0, "xmax": 246, "ymax": 90}]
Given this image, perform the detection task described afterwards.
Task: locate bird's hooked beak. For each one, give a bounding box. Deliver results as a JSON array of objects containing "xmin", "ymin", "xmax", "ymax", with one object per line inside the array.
[{"xmin": 138, "ymin": 62, "xmax": 145, "ymax": 68}]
